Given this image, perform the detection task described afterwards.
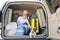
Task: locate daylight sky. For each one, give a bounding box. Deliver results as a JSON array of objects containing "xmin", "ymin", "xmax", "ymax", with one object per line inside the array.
[{"xmin": 0, "ymin": 0, "xmax": 8, "ymax": 10}]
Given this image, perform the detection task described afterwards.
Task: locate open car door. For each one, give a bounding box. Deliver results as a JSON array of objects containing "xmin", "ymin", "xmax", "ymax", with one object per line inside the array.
[{"xmin": 48, "ymin": 7, "xmax": 60, "ymax": 39}]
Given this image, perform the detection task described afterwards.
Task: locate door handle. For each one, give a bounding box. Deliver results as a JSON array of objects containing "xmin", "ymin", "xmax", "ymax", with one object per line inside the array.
[{"xmin": 57, "ymin": 27, "xmax": 60, "ymax": 33}]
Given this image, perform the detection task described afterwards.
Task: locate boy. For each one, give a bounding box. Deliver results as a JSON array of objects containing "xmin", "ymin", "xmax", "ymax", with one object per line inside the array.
[{"xmin": 15, "ymin": 10, "xmax": 31, "ymax": 35}]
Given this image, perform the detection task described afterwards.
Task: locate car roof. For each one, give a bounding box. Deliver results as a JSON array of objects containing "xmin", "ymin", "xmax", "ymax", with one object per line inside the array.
[
  {"xmin": 0, "ymin": 0, "xmax": 43, "ymax": 10},
  {"xmin": 8, "ymin": 0, "xmax": 38, "ymax": 2}
]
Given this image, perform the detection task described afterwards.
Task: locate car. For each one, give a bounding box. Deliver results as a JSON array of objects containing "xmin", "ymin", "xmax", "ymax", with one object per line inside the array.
[{"xmin": 0, "ymin": 0, "xmax": 60, "ymax": 40}]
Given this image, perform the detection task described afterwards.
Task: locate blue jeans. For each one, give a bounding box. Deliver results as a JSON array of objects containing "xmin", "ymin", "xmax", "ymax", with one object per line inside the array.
[
  {"xmin": 15, "ymin": 24, "xmax": 29, "ymax": 35},
  {"xmin": 22, "ymin": 25, "xmax": 29, "ymax": 35}
]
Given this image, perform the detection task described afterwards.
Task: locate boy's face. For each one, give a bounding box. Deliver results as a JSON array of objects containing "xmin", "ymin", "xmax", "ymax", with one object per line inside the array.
[{"xmin": 23, "ymin": 13, "xmax": 28, "ymax": 19}]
